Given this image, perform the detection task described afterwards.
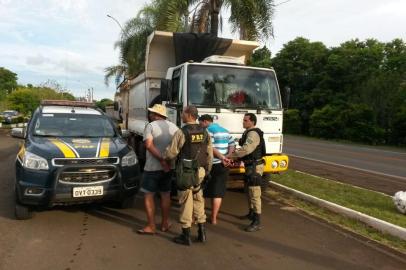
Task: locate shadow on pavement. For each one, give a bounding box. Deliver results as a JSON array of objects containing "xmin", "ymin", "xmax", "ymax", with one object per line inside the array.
[
  {"xmin": 86, "ymin": 198, "xmax": 179, "ymax": 242},
  {"xmin": 209, "ymin": 222, "xmax": 371, "ymax": 270}
]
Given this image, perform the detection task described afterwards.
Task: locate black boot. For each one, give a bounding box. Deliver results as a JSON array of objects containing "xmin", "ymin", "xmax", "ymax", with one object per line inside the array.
[
  {"xmin": 174, "ymin": 227, "xmax": 192, "ymax": 246},
  {"xmin": 239, "ymin": 208, "xmax": 254, "ymax": 221},
  {"xmin": 245, "ymin": 213, "xmax": 261, "ymax": 232},
  {"xmin": 197, "ymin": 223, "xmax": 207, "ymax": 243}
]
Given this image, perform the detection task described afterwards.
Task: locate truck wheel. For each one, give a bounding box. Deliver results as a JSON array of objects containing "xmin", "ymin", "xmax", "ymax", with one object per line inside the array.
[
  {"xmin": 119, "ymin": 195, "xmax": 136, "ymax": 209},
  {"xmin": 15, "ymin": 202, "xmax": 33, "ymax": 220}
]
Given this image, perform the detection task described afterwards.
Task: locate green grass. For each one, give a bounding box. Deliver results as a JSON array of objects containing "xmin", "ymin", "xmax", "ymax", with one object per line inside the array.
[
  {"xmin": 266, "ymin": 189, "xmax": 406, "ymax": 253},
  {"xmin": 270, "ymin": 170, "xmax": 406, "ymax": 229}
]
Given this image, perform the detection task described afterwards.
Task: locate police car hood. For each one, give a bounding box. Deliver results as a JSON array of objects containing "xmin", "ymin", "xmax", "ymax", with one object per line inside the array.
[{"xmin": 29, "ymin": 136, "xmax": 129, "ymax": 159}]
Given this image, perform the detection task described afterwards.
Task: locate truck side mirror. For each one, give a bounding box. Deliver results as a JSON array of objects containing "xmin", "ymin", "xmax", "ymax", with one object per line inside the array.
[
  {"xmin": 113, "ymin": 101, "xmax": 119, "ymax": 111},
  {"xmin": 160, "ymin": 79, "xmax": 171, "ymax": 101}
]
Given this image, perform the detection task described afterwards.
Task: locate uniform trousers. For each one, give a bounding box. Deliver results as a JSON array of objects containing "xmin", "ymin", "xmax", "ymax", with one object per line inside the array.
[
  {"xmin": 244, "ymin": 164, "xmax": 264, "ymax": 214},
  {"xmin": 178, "ymin": 167, "xmax": 206, "ymax": 228}
]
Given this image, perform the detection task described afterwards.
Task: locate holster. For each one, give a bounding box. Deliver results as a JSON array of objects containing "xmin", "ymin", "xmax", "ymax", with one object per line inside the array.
[
  {"xmin": 244, "ymin": 160, "xmax": 263, "ymax": 187},
  {"xmin": 245, "ymin": 172, "xmax": 263, "ymax": 187}
]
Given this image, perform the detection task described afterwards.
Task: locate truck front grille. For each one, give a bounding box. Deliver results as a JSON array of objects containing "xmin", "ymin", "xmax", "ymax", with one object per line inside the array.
[{"xmin": 58, "ymin": 167, "xmax": 116, "ymax": 185}]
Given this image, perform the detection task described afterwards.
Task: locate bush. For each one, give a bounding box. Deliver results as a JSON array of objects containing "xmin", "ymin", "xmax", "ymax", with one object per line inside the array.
[
  {"xmin": 283, "ymin": 109, "xmax": 302, "ymax": 134},
  {"xmin": 391, "ymin": 105, "xmax": 406, "ymax": 145},
  {"xmin": 309, "ymin": 105, "xmax": 343, "ymax": 138},
  {"xmin": 340, "ymin": 103, "xmax": 384, "ymax": 144},
  {"xmin": 10, "ymin": 116, "xmax": 25, "ymax": 124}
]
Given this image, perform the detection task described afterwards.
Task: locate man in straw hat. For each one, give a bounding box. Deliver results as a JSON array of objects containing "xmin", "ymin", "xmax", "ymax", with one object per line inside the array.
[{"xmin": 137, "ymin": 104, "xmax": 179, "ymax": 235}]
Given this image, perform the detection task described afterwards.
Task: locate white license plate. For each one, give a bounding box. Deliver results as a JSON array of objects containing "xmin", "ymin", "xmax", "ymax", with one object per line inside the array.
[{"xmin": 73, "ymin": 186, "xmax": 104, "ymax": 198}]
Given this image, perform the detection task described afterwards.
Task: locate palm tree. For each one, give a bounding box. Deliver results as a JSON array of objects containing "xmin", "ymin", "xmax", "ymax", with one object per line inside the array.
[
  {"xmin": 105, "ymin": 0, "xmax": 275, "ymax": 85},
  {"xmin": 104, "ymin": 0, "xmax": 188, "ymax": 86},
  {"xmin": 189, "ymin": 0, "xmax": 274, "ymax": 40}
]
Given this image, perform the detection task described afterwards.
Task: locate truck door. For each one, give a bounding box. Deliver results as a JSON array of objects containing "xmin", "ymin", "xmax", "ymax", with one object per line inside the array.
[{"xmin": 166, "ymin": 68, "xmax": 183, "ymax": 126}]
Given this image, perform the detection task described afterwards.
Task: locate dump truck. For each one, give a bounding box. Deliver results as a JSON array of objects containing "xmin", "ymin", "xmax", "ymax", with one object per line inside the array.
[{"xmin": 114, "ymin": 31, "xmax": 289, "ymax": 177}]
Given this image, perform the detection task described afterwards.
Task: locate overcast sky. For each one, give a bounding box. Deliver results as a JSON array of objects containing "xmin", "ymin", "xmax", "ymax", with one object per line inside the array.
[{"xmin": 1, "ymin": 0, "xmax": 405, "ymax": 100}]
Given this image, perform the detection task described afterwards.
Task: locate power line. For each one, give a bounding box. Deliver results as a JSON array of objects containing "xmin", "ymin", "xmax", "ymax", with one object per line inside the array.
[{"xmin": 275, "ymin": 0, "xmax": 293, "ymax": 6}]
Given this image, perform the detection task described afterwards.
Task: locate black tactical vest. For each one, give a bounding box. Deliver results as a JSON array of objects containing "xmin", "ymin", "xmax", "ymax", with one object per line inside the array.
[
  {"xmin": 239, "ymin": 128, "xmax": 266, "ymax": 162},
  {"xmin": 180, "ymin": 124, "xmax": 209, "ymax": 169}
]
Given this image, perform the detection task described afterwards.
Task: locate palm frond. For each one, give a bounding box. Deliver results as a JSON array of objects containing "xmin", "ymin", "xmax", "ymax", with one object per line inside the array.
[{"xmin": 104, "ymin": 65, "xmax": 127, "ymax": 86}]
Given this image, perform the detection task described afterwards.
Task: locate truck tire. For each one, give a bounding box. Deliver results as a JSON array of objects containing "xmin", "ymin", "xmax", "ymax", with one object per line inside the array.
[{"xmin": 15, "ymin": 202, "xmax": 33, "ymax": 220}]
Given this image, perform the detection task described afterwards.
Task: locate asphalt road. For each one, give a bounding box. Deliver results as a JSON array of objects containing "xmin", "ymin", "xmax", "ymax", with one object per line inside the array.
[
  {"xmin": 284, "ymin": 135, "xmax": 406, "ymax": 194},
  {"xmin": 1, "ymin": 130, "xmax": 405, "ymax": 270}
]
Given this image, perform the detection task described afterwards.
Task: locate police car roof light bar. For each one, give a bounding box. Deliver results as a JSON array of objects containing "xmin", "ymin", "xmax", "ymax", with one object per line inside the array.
[{"xmin": 41, "ymin": 100, "xmax": 95, "ymax": 108}]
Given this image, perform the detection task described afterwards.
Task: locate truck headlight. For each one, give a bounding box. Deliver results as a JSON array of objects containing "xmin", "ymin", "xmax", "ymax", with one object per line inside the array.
[
  {"xmin": 22, "ymin": 151, "xmax": 49, "ymax": 170},
  {"xmin": 271, "ymin": 161, "xmax": 278, "ymax": 169},
  {"xmin": 121, "ymin": 150, "xmax": 138, "ymax": 167},
  {"xmin": 280, "ymin": 160, "xmax": 287, "ymax": 168}
]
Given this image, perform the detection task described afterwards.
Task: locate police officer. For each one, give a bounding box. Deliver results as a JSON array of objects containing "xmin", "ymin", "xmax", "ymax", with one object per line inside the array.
[
  {"xmin": 227, "ymin": 113, "xmax": 266, "ymax": 232},
  {"xmin": 163, "ymin": 106, "xmax": 213, "ymax": 245}
]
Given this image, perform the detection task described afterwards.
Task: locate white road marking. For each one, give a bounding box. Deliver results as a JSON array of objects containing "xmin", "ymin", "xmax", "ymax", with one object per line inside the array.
[{"xmin": 288, "ymin": 154, "xmax": 406, "ymax": 182}]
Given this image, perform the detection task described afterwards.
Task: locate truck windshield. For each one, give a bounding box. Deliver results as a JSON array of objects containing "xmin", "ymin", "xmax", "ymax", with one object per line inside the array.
[
  {"xmin": 33, "ymin": 114, "xmax": 116, "ymax": 137},
  {"xmin": 187, "ymin": 65, "xmax": 281, "ymax": 110}
]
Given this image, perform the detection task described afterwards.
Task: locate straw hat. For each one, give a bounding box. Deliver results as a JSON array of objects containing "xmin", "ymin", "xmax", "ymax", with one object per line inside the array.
[{"xmin": 148, "ymin": 104, "xmax": 167, "ymax": 117}]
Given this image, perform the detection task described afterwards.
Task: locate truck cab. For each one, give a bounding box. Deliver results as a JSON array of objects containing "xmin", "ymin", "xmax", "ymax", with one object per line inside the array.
[
  {"xmin": 13, "ymin": 100, "xmax": 140, "ymax": 219},
  {"xmin": 162, "ymin": 59, "xmax": 288, "ymax": 175}
]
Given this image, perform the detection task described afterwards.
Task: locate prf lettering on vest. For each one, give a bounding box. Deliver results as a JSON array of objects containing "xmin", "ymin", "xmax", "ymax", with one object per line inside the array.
[{"xmin": 191, "ymin": 134, "xmax": 204, "ymax": 143}]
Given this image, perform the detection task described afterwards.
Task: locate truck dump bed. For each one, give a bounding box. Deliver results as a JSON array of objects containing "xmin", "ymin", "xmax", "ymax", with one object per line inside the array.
[{"xmin": 145, "ymin": 31, "xmax": 259, "ymax": 80}]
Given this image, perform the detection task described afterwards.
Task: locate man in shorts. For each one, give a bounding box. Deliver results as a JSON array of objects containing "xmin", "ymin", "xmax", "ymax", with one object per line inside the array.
[
  {"xmin": 199, "ymin": 114, "xmax": 235, "ymax": 225},
  {"xmin": 137, "ymin": 104, "xmax": 179, "ymax": 234}
]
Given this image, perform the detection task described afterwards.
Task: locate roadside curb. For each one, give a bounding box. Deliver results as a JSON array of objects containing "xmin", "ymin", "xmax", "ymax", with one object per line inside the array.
[{"xmin": 269, "ymin": 181, "xmax": 406, "ymax": 241}]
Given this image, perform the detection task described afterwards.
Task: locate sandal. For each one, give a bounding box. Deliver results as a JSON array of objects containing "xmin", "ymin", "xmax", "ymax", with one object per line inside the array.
[{"xmin": 137, "ymin": 228, "xmax": 156, "ymax": 235}]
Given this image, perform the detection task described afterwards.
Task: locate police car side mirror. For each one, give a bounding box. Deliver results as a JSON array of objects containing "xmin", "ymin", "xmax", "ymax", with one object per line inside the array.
[{"xmin": 11, "ymin": 127, "xmax": 26, "ymax": 139}]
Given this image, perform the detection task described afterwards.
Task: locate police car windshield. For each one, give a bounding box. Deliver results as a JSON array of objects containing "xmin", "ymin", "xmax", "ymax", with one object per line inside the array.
[
  {"xmin": 33, "ymin": 113, "xmax": 116, "ymax": 137},
  {"xmin": 187, "ymin": 65, "xmax": 282, "ymax": 110}
]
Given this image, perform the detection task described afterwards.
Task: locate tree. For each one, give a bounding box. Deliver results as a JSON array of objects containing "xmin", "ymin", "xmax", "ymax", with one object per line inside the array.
[
  {"xmin": 249, "ymin": 46, "xmax": 272, "ymax": 68},
  {"xmin": 7, "ymin": 86, "xmax": 75, "ymax": 115},
  {"xmin": 190, "ymin": 0, "xmax": 274, "ymax": 40},
  {"xmin": 105, "ymin": 0, "xmax": 277, "ymax": 85},
  {"xmin": 309, "ymin": 104, "xmax": 344, "ymax": 139},
  {"xmin": 0, "ymin": 67, "xmax": 18, "ymax": 100},
  {"xmin": 95, "ymin": 98, "xmax": 114, "ymax": 112},
  {"xmin": 272, "ymin": 37, "xmax": 329, "ymax": 133},
  {"xmin": 7, "ymin": 88, "xmax": 40, "ymax": 115},
  {"xmin": 283, "ymin": 109, "xmax": 302, "ymax": 134},
  {"xmin": 105, "ymin": 0, "xmax": 188, "ymax": 86}
]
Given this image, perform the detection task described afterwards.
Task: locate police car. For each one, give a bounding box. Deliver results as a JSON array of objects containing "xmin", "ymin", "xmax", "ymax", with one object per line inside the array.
[{"xmin": 13, "ymin": 100, "xmax": 140, "ymax": 219}]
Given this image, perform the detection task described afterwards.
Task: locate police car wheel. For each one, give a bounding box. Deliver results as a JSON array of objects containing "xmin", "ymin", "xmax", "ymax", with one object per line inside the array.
[{"xmin": 15, "ymin": 202, "xmax": 33, "ymax": 220}]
